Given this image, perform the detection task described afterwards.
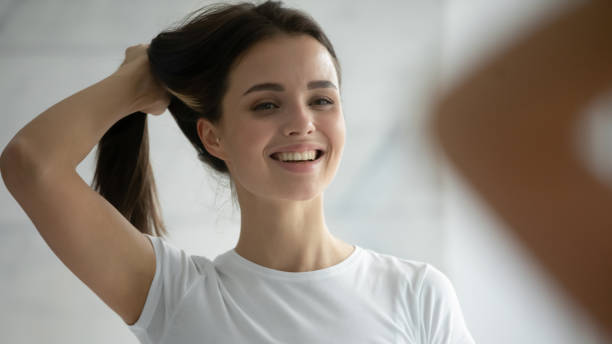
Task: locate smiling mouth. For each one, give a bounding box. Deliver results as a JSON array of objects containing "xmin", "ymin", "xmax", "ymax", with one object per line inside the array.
[{"xmin": 270, "ymin": 150, "xmax": 325, "ymax": 162}]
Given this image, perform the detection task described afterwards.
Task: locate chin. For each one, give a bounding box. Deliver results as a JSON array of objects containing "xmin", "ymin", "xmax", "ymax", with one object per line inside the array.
[
  {"xmin": 284, "ymin": 192, "xmax": 322, "ymax": 202},
  {"xmin": 234, "ymin": 171, "xmax": 332, "ymax": 203},
  {"xmin": 271, "ymin": 184, "xmax": 325, "ymax": 202}
]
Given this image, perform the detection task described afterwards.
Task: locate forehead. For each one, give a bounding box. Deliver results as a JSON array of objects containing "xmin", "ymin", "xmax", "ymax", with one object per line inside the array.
[{"xmin": 226, "ymin": 34, "xmax": 338, "ymax": 93}]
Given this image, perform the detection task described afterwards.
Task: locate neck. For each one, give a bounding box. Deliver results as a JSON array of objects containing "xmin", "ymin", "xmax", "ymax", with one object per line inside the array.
[{"xmin": 233, "ymin": 188, "xmax": 353, "ymax": 272}]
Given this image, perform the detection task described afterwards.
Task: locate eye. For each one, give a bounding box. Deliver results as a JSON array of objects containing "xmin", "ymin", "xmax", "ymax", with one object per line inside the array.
[
  {"xmin": 310, "ymin": 97, "xmax": 334, "ymax": 106},
  {"xmin": 252, "ymin": 102, "xmax": 279, "ymax": 111}
]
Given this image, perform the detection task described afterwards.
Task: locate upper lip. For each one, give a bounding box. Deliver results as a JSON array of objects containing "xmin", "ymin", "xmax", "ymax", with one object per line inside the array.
[{"xmin": 269, "ymin": 143, "xmax": 326, "ymax": 156}]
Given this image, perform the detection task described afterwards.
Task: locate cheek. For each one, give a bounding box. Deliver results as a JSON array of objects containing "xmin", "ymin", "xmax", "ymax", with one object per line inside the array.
[
  {"xmin": 229, "ymin": 120, "xmax": 271, "ymax": 162},
  {"xmin": 328, "ymin": 111, "xmax": 346, "ymax": 148}
]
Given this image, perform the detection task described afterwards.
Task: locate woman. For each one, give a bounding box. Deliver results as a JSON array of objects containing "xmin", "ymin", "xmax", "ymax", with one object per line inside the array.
[{"xmin": 0, "ymin": 1, "xmax": 474, "ymax": 343}]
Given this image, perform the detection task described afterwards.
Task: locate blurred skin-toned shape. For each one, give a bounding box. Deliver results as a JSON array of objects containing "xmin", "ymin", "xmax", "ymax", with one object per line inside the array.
[{"xmin": 431, "ymin": 0, "xmax": 612, "ymax": 336}]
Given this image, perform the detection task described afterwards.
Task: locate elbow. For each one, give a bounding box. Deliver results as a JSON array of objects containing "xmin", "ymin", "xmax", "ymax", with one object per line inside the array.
[
  {"xmin": 0, "ymin": 138, "xmax": 48, "ymax": 191},
  {"xmin": 1, "ymin": 139, "xmax": 27, "ymax": 190}
]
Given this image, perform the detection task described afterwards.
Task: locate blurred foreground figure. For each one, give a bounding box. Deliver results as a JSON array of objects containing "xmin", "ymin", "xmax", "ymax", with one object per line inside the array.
[{"xmin": 432, "ymin": 0, "xmax": 612, "ymax": 337}]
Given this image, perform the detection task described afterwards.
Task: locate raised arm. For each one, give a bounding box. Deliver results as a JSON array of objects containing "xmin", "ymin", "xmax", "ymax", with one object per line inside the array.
[
  {"xmin": 0, "ymin": 44, "xmax": 170, "ymax": 325},
  {"xmin": 431, "ymin": 1, "xmax": 612, "ymax": 335}
]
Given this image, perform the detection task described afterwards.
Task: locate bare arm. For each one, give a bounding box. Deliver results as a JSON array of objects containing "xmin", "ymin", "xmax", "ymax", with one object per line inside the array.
[
  {"xmin": 431, "ymin": 1, "xmax": 612, "ymax": 335},
  {"xmin": 2, "ymin": 44, "xmax": 168, "ymax": 173},
  {"xmin": 0, "ymin": 44, "xmax": 170, "ymax": 325}
]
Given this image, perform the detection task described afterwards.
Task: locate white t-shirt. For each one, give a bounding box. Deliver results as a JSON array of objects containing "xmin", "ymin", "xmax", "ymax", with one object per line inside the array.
[{"xmin": 128, "ymin": 234, "xmax": 475, "ymax": 344}]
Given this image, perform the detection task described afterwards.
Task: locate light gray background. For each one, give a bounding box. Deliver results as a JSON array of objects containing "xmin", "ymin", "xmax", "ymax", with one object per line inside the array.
[{"xmin": 1, "ymin": 0, "xmax": 611, "ymax": 343}]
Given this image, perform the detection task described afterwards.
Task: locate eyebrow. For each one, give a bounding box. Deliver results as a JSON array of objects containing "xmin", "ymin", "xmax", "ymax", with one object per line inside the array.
[{"xmin": 242, "ymin": 80, "xmax": 337, "ymax": 96}]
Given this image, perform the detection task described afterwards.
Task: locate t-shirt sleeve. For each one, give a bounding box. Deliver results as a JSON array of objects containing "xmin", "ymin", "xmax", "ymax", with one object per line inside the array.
[
  {"xmin": 418, "ymin": 264, "xmax": 476, "ymax": 344},
  {"xmin": 127, "ymin": 234, "xmax": 211, "ymax": 344}
]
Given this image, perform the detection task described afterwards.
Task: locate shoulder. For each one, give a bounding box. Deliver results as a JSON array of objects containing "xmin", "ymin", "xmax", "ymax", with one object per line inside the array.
[
  {"xmin": 146, "ymin": 234, "xmax": 214, "ymax": 275},
  {"xmin": 360, "ymin": 249, "xmax": 474, "ymax": 341},
  {"xmin": 128, "ymin": 235, "xmax": 215, "ymax": 333},
  {"xmin": 416, "ymin": 264, "xmax": 470, "ymax": 324},
  {"xmin": 415, "ymin": 264, "xmax": 476, "ymax": 343},
  {"xmin": 358, "ymin": 248, "xmax": 461, "ymax": 304},
  {"xmin": 418, "ymin": 264, "xmax": 456, "ymax": 297},
  {"xmin": 358, "ymin": 247, "xmax": 431, "ymax": 291}
]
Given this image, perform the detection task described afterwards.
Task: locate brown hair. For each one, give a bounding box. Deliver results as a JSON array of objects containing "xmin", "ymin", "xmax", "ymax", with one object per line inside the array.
[{"xmin": 92, "ymin": 0, "xmax": 341, "ymax": 237}]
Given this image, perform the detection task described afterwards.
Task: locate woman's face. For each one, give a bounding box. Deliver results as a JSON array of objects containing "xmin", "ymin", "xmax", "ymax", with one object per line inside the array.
[{"xmin": 206, "ymin": 34, "xmax": 344, "ymax": 202}]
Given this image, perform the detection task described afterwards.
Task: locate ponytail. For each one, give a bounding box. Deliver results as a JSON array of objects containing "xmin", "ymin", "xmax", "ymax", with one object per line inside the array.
[{"xmin": 91, "ymin": 112, "xmax": 167, "ymax": 237}]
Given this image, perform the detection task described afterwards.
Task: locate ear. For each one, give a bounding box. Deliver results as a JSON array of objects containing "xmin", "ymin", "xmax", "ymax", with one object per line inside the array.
[{"xmin": 196, "ymin": 118, "xmax": 226, "ymax": 161}]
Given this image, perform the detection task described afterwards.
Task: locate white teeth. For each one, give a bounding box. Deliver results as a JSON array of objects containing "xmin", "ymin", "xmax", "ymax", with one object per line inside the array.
[{"xmin": 275, "ymin": 150, "xmax": 317, "ymax": 162}]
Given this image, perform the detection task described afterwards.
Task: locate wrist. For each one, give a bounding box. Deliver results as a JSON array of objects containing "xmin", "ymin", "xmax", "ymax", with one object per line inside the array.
[
  {"xmin": 109, "ymin": 57, "xmax": 151, "ymax": 115},
  {"xmin": 111, "ymin": 55, "xmax": 167, "ymax": 115}
]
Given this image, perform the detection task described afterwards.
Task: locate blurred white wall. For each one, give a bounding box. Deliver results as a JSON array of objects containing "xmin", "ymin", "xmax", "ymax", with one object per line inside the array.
[{"xmin": 0, "ymin": 0, "xmax": 610, "ymax": 343}]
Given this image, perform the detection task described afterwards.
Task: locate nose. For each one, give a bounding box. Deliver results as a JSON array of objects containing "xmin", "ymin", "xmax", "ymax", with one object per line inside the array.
[{"xmin": 282, "ymin": 102, "xmax": 315, "ymax": 136}]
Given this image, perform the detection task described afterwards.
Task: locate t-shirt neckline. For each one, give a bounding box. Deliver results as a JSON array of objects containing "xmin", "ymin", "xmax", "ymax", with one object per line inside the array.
[{"xmin": 224, "ymin": 245, "xmax": 362, "ymax": 280}]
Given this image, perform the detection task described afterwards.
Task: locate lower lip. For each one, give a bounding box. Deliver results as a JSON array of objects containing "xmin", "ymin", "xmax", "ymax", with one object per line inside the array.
[{"xmin": 270, "ymin": 153, "xmax": 325, "ymax": 173}]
